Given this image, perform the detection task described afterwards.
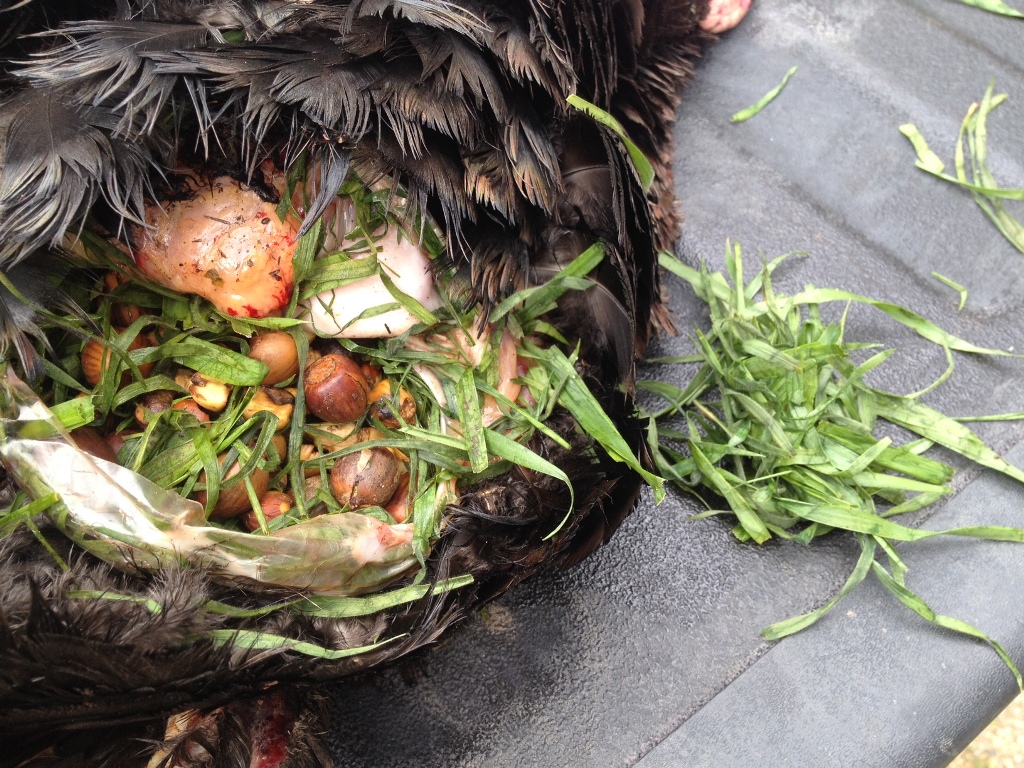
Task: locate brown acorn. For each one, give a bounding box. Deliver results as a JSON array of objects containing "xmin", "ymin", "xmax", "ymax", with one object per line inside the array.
[
  {"xmin": 384, "ymin": 472, "xmax": 411, "ymax": 523},
  {"xmin": 81, "ymin": 334, "xmax": 154, "ymax": 388},
  {"xmin": 106, "ymin": 428, "xmax": 139, "ymax": 458},
  {"xmin": 271, "ymin": 434, "xmax": 289, "ymax": 463},
  {"xmin": 303, "ymin": 353, "xmax": 369, "ymax": 423},
  {"xmin": 70, "ymin": 426, "xmax": 119, "ymax": 464},
  {"xmin": 242, "ymin": 491, "xmax": 294, "ymax": 532},
  {"xmin": 171, "ymin": 398, "xmax": 211, "ymax": 423},
  {"xmin": 134, "ymin": 390, "xmax": 174, "ymax": 427},
  {"xmin": 329, "ymin": 447, "xmax": 401, "ymax": 509},
  {"xmin": 103, "ymin": 271, "xmax": 152, "ymax": 327},
  {"xmin": 196, "ymin": 455, "xmax": 270, "ymax": 520},
  {"xmin": 367, "ymin": 380, "xmax": 417, "ymax": 428},
  {"xmin": 302, "ymin": 475, "xmax": 330, "ymax": 517},
  {"xmin": 248, "ymin": 332, "xmax": 300, "ymax": 386},
  {"xmin": 360, "ymin": 362, "xmax": 383, "ymax": 388}
]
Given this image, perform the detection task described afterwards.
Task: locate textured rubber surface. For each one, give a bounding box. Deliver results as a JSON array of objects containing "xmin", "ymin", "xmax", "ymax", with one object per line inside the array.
[{"xmin": 328, "ymin": 2, "xmax": 1024, "ymax": 765}]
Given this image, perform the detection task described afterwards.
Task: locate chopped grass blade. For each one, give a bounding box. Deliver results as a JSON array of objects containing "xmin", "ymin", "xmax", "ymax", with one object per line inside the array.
[
  {"xmin": 731, "ymin": 66, "xmax": 798, "ymax": 123},
  {"xmin": 67, "ymin": 590, "xmax": 163, "ymax": 615},
  {"xmin": 296, "ymin": 575, "xmax": 474, "ymax": 618},
  {"xmin": 902, "ymin": 83, "xmax": 1024, "ymax": 253},
  {"xmin": 204, "ymin": 629, "xmax": 401, "ymax": 659},
  {"xmin": 872, "ymin": 560, "xmax": 1022, "ymax": 688},
  {"xmin": 567, "ymin": 95, "xmax": 655, "ymax": 190},
  {"xmin": 762, "ymin": 535, "xmax": 876, "ymax": 640},
  {"xmin": 931, "ymin": 272, "xmax": 968, "ymax": 311},
  {"xmin": 959, "ymin": 0, "xmax": 1024, "ymax": 17}
]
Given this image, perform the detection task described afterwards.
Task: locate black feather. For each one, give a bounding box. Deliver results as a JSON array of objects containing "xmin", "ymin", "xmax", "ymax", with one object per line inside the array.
[
  {"xmin": 0, "ymin": 254, "xmax": 97, "ymax": 380},
  {"xmin": 297, "ymin": 143, "xmax": 350, "ymax": 238},
  {"xmin": 0, "ymin": 91, "xmax": 154, "ymax": 263}
]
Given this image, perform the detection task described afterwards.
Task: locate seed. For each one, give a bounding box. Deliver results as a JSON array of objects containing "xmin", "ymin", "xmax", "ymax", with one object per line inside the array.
[
  {"xmin": 196, "ymin": 455, "xmax": 270, "ymax": 519},
  {"xmin": 243, "ymin": 386, "xmax": 296, "ymax": 431},
  {"xmin": 186, "ymin": 373, "xmax": 231, "ymax": 412},
  {"xmin": 135, "ymin": 390, "xmax": 174, "ymax": 427},
  {"xmin": 271, "ymin": 434, "xmax": 288, "ymax": 463},
  {"xmin": 360, "ymin": 362, "xmax": 383, "ymax": 388},
  {"xmin": 367, "ymin": 380, "xmax": 416, "ymax": 427},
  {"xmin": 329, "ymin": 447, "xmax": 400, "ymax": 509},
  {"xmin": 103, "ymin": 271, "xmax": 151, "ymax": 327},
  {"xmin": 171, "ymin": 398, "xmax": 211, "ymax": 423},
  {"xmin": 106, "ymin": 429, "xmax": 138, "ymax": 457},
  {"xmin": 384, "ymin": 472, "xmax": 411, "ymax": 523},
  {"xmin": 81, "ymin": 334, "xmax": 154, "ymax": 388},
  {"xmin": 70, "ymin": 426, "xmax": 119, "ymax": 464},
  {"xmin": 242, "ymin": 491, "xmax": 293, "ymax": 532},
  {"xmin": 303, "ymin": 353, "xmax": 369, "ymax": 423},
  {"xmin": 248, "ymin": 332, "xmax": 300, "ymax": 386},
  {"xmin": 305, "ymin": 422, "xmax": 359, "ymax": 453},
  {"xmin": 302, "ymin": 475, "xmax": 329, "ymax": 517}
]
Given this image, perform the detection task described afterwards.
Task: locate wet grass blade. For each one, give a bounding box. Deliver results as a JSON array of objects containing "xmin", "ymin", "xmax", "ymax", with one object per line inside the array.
[
  {"xmin": 296, "ymin": 575, "xmax": 474, "ymax": 618},
  {"xmin": 900, "ymin": 124, "xmax": 946, "ymax": 174},
  {"xmin": 567, "ymin": 95, "xmax": 655, "ymax": 190},
  {"xmin": 536, "ymin": 343, "xmax": 665, "ymax": 500},
  {"xmin": 931, "ymin": 272, "xmax": 968, "ymax": 311},
  {"xmin": 731, "ymin": 66, "xmax": 798, "ymax": 123},
  {"xmin": 787, "ymin": 288, "xmax": 1016, "ymax": 356},
  {"xmin": 457, "ymin": 368, "xmax": 488, "ymax": 473},
  {"xmin": 903, "ymin": 84, "xmax": 1024, "ymax": 253},
  {"xmin": 872, "ymin": 561, "xmax": 1023, "ymax": 688},
  {"xmin": 960, "ymin": 0, "xmax": 1024, "ymax": 17},
  {"xmin": 67, "ymin": 590, "xmax": 163, "ymax": 614},
  {"xmin": 204, "ymin": 629, "xmax": 401, "ymax": 659},
  {"xmin": 874, "ymin": 394, "xmax": 1024, "ymax": 484},
  {"xmin": 762, "ymin": 535, "xmax": 876, "ymax": 639}
]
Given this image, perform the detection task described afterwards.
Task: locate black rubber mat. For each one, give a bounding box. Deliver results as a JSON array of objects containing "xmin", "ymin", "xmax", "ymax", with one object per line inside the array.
[{"xmin": 328, "ymin": 2, "xmax": 1024, "ymax": 765}]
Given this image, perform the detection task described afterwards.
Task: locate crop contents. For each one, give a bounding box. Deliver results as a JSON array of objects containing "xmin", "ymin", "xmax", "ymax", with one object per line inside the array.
[{"xmin": 0, "ymin": 162, "xmax": 648, "ymax": 635}]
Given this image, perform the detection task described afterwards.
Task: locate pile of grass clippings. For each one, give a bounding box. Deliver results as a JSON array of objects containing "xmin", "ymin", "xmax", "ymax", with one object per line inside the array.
[{"xmin": 644, "ymin": 244, "xmax": 1024, "ymax": 684}]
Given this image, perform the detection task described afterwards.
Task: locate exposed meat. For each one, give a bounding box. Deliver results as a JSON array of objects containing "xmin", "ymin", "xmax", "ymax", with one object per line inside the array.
[
  {"xmin": 133, "ymin": 176, "xmax": 298, "ymax": 318},
  {"xmin": 700, "ymin": 0, "xmax": 752, "ymax": 33}
]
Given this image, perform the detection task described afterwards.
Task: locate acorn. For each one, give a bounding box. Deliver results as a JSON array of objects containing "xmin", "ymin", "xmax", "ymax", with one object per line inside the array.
[
  {"xmin": 102, "ymin": 271, "xmax": 152, "ymax": 327},
  {"xmin": 299, "ymin": 443, "xmax": 321, "ymax": 477},
  {"xmin": 360, "ymin": 362, "xmax": 383, "ymax": 388},
  {"xmin": 242, "ymin": 491, "xmax": 293, "ymax": 532},
  {"xmin": 69, "ymin": 426, "xmax": 119, "ymax": 464},
  {"xmin": 181, "ymin": 372, "xmax": 231, "ymax": 412},
  {"xmin": 171, "ymin": 398, "xmax": 211, "ymax": 423},
  {"xmin": 384, "ymin": 472, "xmax": 411, "ymax": 523},
  {"xmin": 302, "ymin": 475, "xmax": 330, "ymax": 517},
  {"xmin": 271, "ymin": 434, "xmax": 289, "ymax": 463},
  {"xmin": 303, "ymin": 353, "xmax": 369, "ymax": 423},
  {"xmin": 196, "ymin": 455, "xmax": 270, "ymax": 519},
  {"xmin": 81, "ymin": 333, "xmax": 154, "ymax": 388},
  {"xmin": 106, "ymin": 428, "xmax": 139, "ymax": 458},
  {"xmin": 248, "ymin": 332, "xmax": 300, "ymax": 386},
  {"xmin": 367, "ymin": 380, "xmax": 417, "ymax": 428},
  {"xmin": 134, "ymin": 390, "xmax": 173, "ymax": 427},
  {"xmin": 305, "ymin": 422, "xmax": 359, "ymax": 453},
  {"xmin": 243, "ymin": 386, "xmax": 296, "ymax": 430},
  {"xmin": 329, "ymin": 447, "xmax": 401, "ymax": 509}
]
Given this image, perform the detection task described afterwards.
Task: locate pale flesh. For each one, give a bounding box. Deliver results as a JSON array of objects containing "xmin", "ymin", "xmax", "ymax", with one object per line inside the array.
[{"xmin": 133, "ymin": 176, "xmax": 299, "ymax": 318}]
